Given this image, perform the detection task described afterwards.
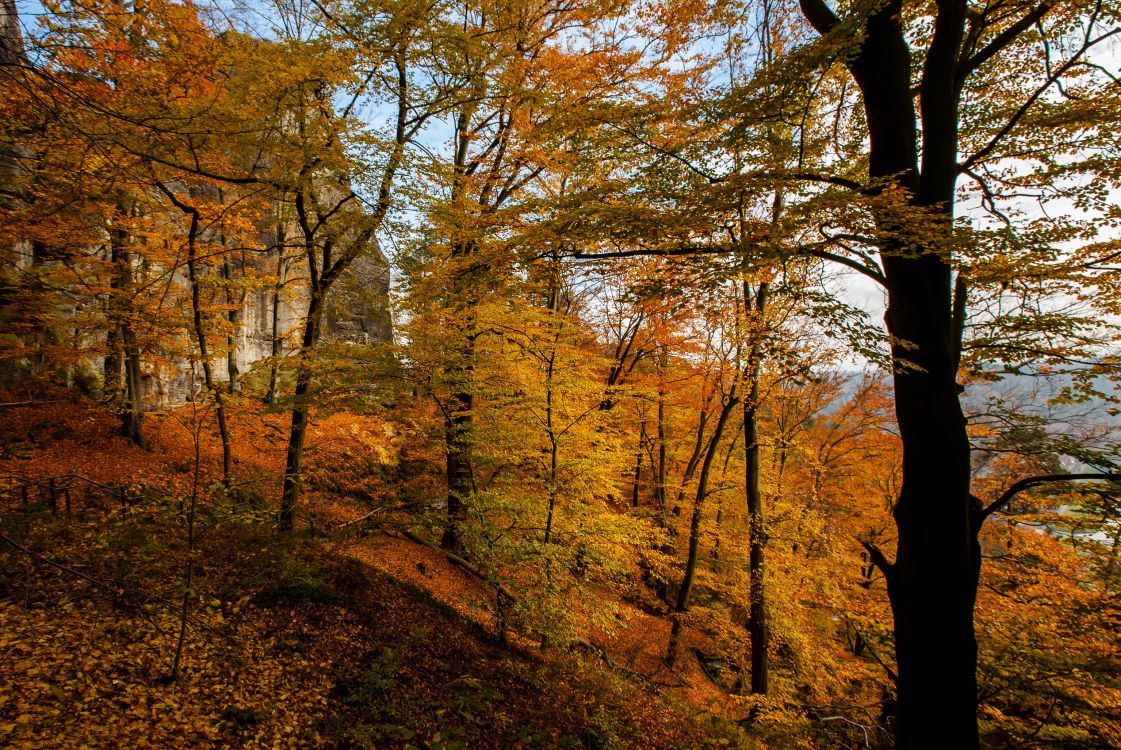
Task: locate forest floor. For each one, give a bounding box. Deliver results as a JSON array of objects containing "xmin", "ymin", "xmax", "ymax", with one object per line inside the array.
[{"xmin": 0, "ymin": 385, "xmax": 757, "ymax": 749}]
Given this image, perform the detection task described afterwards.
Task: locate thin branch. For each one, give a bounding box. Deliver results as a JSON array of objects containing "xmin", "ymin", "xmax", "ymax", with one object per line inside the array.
[
  {"xmin": 958, "ymin": 2, "xmax": 1057, "ymax": 80},
  {"xmin": 960, "ymin": 166, "xmax": 1013, "ymax": 225},
  {"xmin": 1, "ymin": 532, "xmax": 121, "ymax": 597},
  {"xmin": 859, "ymin": 538, "xmax": 895, "ymax": 578},
  {"xmin": 799, "ymin": 246, "xmax": 887, "ymax": 286},
  {"xmin": 980, "ymin": 473, "xmax": 1121, "ymax": 520},
  {"xmin": 961, "ymin": 26, "xmax": 1121, "ymax": 170},
  {"xmin": 572, "ymin": 245, "xmax": 731, "ymax": 260}
]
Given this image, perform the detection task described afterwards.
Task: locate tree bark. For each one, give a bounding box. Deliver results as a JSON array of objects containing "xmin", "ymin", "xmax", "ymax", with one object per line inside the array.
[
  {"xmin": 654, "ymin": 350, "xmax": 672, "ymax": 599},
  {"xmin": 667, "ymin": 391, "xmax": 739, "ymax": 666},
  {"xmin": 107, "ymin": 203, "xmax": 146, "ymax": 448},
  {"xmin": 799, "ymin": 0, "xmax": 979, "ymax": 745},
  {"xmin": 120, "ymin": 327, "xmax": 146, "ymax": 449},
  {"xmin": 279, "ymin": 290, "xmax": 323, "ymax": 531},
  {"xmin": 265, "ymin": 229, "xmax": 287, "ymax": 406},
  {"xmin": 743, "ymin": 281, "xmax": 769, "ymax": 696},
  {"xmin": 222, "ymin": 255, "xmax": 241, "ymax": 394},
  {"xmin": 157, "ymin": 183, "xmax": 233, "ymax": 489},
  {"xmin": 630, "ymin": 416, "xmax": 646, "ymax": 509},
  {"xmin": 440, "ymin": 324, "xmax": 476, "ymax": 554}
]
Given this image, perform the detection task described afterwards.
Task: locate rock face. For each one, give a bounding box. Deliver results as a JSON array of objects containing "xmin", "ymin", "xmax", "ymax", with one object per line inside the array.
[
  {"xmin": 0, "ymin": 0, "xmax": 22, "ymax": 71},
  {"xmin": 0, "ymin": 6, "xmax": 393, "ymax": 405},
  {"xmin": 324, "ymin": 249, "xmax": 393, "ymax": 346},
  {"xmin": 1, "ymin": 0, "xmax": 27, "ymax": 199},
  {"xmin": 141, "ymin": 243, "xmax": 393, "ymax": 406}
]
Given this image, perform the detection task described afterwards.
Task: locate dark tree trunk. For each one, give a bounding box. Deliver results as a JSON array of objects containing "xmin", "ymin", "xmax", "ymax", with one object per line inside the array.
[
  {"xmin": 103, "ymin": 326, "xmax": 122, "ymax": 405},
  {"xmin": 107, "ymin": 209, "xmax": 146, "ymax": 449},
  {"xmin": 265, "ymin": 239, "xmax": 286, "ymax": 407},
  {"xmin": 654, "ymin": 355, "xmax": 672, "ymax": 600},
  {"xmin": 103, "ymin": 238, "xmax": 123, "ymax": 407},
  {"xmin": 439, "ymin": 253, "xmax": 477, "ymax": 555},
  {"xmin": 543, "ymin": 313, "xmax": 560, "ymax": 546},
  {"xmin": 120, "ymin": 328, "xmax": 146, "ymax": 449},
  {"xmin": 656, "ymin": 364, "xmax": 668, "ymax": 516},
  {"xmin": 158, "ymin": 184, "xmax": 233, "ymax": 489},
  {"xmin": 189, "ymin": 236, "xmax": 233, "ymax": 492},
  {"xmin": 442, "ymin": 391, "xmax": 473, "ymax": 553},
  {"xmin": 743, "ymin": 281, "xmax": 769, "ymax": 696},
  {"xmin": 630, "ymin": 417, "xmax": 646, "ymax": 508},
  {"xmin": 884, "ymin": 268, "xmax": 976, "ymax": 749},
  {"xmin": 222, "ymin": 256, "xmax": 241, "ymax": 394},
  {"xmin": 799, "ymin": 1, "xmax": 980, "ymax": 746},
  {"xmin": 667, "ymin": 391, "xmax": 739, "ymax": 666}
]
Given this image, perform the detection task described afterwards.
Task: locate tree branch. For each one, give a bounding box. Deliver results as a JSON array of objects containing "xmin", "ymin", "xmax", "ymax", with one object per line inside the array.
[
  {"xmin": 1, "ymin": 532, "xmax": 121, "ymax": 597},
  {"xmin": 958, "ymin": 1, "xmax": 1057, "ymax": 80},
  {"xmin": 572, "ymin": 245, "xmax": 731, "ymax": 260},
  {"xmin": 399, "ymin": 528, "xmax": 515, "ymax": 602},
  {"xmin": 961, "ymin": 26, "xmax": 1121, "ymax": 170},
  {"xmin": 980, "ymin": 473, "xmax": 1121, "ymax": 521},
  {"xmin": 800, "ymin": 0, "xmax": 840, "ymax": 35},
  {"xmin": 799, "ymin": 246, "xmax": 887, "ymax": 286},
  {"xmin": 859, "ymin": 538, "xmax": 895, "ymax": 578}
]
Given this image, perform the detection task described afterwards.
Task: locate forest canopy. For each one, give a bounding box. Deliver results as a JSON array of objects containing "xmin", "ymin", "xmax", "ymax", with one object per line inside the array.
[{"xmin": 1, "ymin": 0, "xmax": 1120, "ymax": 748}]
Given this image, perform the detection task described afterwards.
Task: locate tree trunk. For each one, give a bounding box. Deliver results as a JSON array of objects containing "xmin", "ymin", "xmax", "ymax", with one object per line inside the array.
[
  {"xmin": 187, "ymin": 233, "xmax": 233, "ymax": 492},
  {"xmin": 656, "ymin": 361, "xmax": 668, "ymax": 516},
  {"xmin": 265, "ymin": 239, "xmax": 286, "ymax": 406},
  {"xmin": 799, "ymin": 0, "xmax": 980, "ymax": 744},
  {"xmin": 442, "ymin": 385, "xmax": 473, "ymax": 553},
  {"xmin": 158, "ymin": 184, "xmax": 233, "ymax": 489},
  {"xmin": 667, "ymin": 392, "xmax": 739, "ymax": 666},
  {"xmin": 103, "ymin": 325, "xmax": 122, "ymax": 405},
  {"xmin": 222, "ymin": 256, "xmax": 241, "ymax": 394},
  {"xmin": 279, "ymin": 290, "xmax": 323, "ymax": 531},
  {"xmin": 440, "ymin": 302, "xmax": 477, "ymax": 553},
  {"xmin": 439, "ymin": 234, "xmax": 479, "ymax": 553},
  {"xmin": 120, "ymin": 328, "xmax": 146, "ymax": 449},
  {"xmin": 543, "ymin": 329, "xmax": 559, "ymax": 545},
  {"xmin": 107, "ymin": 208, "xmax": 145, "ymax": 448},
  {"xmin": 743, "ymin": 281, "xmax": 769, "ymax": 696},
  {"xmin": 630, "ymin": 417, "xmax": 646, "ymax": 509},
  {"xmin": 884, "ymin": 271, "xmax": 976, "ymax": 749}
]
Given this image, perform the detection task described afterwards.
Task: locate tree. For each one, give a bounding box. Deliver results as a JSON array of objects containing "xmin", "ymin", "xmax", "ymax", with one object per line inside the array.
[
  {"xmin": 0, "ymin": 0, "xmax": 234, "ymax": 446},
  {"xmin": 785, "ymin": 1, "xmax": 1121, "ymax": 745},
  {"xmin": 209, "ymin": 0, "xmax": 431, "ymax": 530},
  {"xmin": 665, "ymin": 289, "xmax": 742, "ymax": 665},
  {"xmin": 395, "ymin": 0, "xmax": 648, "ymax": 553}
]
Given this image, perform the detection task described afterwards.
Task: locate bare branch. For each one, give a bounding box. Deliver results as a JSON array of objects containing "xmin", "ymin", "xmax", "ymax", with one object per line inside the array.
[
  {"xmin": 800, "ymin": 0, "xmax": 840, "ymax": 35},
  {"xmin": 859, "ymin": 538, "xmax": 895, "ymax": 578},
  {"xmin": 980, "ymin": 473, "xmax": 1121, "ymax": 520},
  {"xmin": 958, "ymin": 2, "xmax": 1057, "ymax": 80}
]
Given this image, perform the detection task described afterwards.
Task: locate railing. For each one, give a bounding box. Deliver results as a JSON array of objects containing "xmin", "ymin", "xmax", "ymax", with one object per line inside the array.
[
  {"xmin": 0, "ymin": 471, "xmax": 136, "ymax": 516},
  {"xmin": 1, "ymin": 470, "xmax": 399, "ymax": 541}
]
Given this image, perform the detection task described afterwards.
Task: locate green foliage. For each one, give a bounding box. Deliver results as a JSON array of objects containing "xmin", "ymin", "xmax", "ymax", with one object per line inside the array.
[
  {"xmin": 218, "ymin": 705, "xmax": 264, "ymax": 736},
  {"xmin": 587, "ymin": 705, "xmax": 625, "ymax": 750},
  {"xmin": 248, "ymin": 548, "xmax": 335, "ymax": 606}
]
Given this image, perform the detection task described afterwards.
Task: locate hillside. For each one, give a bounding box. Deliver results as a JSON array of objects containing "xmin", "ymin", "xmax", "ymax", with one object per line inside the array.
[{"xmin": 0, "ymin": 388, "xmax": 752, "ymax": 749}]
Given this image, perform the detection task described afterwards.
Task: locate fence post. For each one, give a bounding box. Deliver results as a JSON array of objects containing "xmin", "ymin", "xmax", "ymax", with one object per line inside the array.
[
  {"xmin": 48, "ymin": 478, "xmax": 57, "ymax": 514},
  {"xmin": 21, "ymin": 484, "xmax": 28, "ymax": 506},
  {"xmin": 119, "ymin": 486, "xmax": 128, "ymax": 514}
]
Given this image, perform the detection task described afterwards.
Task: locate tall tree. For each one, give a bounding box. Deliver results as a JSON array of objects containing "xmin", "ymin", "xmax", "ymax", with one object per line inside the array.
[
  {"xmin": 787, "ymin": 1, "xmax": 1121, "ymax": 745},
  {"xmin": 251, "ymin": 0, "xmax": 432, "ymax": 530},
  {"xmin": 397, "ymin": 0, "xmax": 646, "ymax": 553}
]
